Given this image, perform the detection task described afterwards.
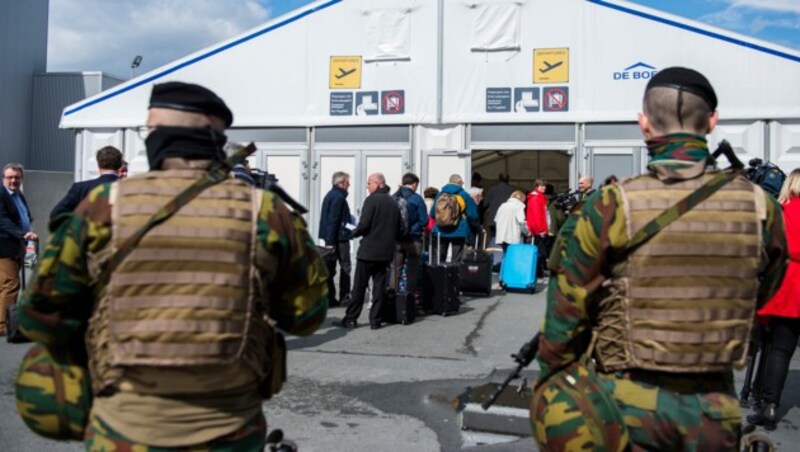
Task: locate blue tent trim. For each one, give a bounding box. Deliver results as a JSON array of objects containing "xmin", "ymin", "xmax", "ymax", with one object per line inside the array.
[
  {"xmin": 64, "ymin": 0, "xmax": 343, "ymax": 117},
  {"xmin": 588, "ymin": 0, "xmax": 799, "ymax": 64}
]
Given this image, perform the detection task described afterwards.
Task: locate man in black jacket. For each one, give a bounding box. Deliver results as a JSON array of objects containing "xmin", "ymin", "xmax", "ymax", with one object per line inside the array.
[
  {"xmin": 319, "ymin": 171, "xmax": 353, "ymax": 308},
  {"xmin": 50, "ymin": 146, "xmax": 123, "ymax": 221},
  {"xmin": 0, "ymin": 163, "xmax": 36, "ymax": 336},
  {"xmin": 333, "ymin": 172, "xmax": 400, "ymax": 330}
]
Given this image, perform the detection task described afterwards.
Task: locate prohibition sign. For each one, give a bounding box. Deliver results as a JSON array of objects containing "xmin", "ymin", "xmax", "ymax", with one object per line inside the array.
[
  {"xmin": 543, "ymin": 87, "xmax": 568, "ymax": 112},
  {"xmin": 381, "ymin": 90, "xmax": 405, "ymax": 115}
]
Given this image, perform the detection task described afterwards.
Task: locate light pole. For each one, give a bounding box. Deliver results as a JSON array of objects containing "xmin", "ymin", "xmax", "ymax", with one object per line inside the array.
[{"xmin": 130, "ymin": 55, "xmax": 143, "ymax": 79}]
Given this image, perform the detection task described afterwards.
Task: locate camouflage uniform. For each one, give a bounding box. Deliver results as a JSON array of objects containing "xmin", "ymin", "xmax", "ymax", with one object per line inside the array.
[
  {"xmin": 17, "ymin": 175, "xmax": 328, "ymax": 448},
  {"xmin": 532, "ymin": 135, "xmax": 787, "ymax": 451},
  {"xmin": 84, "ymin": 410, "xmax": 267, "ymax": 451}
]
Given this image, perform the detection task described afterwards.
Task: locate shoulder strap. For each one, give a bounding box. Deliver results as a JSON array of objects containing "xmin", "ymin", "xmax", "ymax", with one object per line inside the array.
[
  {"xmin": 96, "ymin": 143, "xmax": 256, "ymax": 289},
  {"xmin": 626, "ymin": 170, "xmax": 739, "ymax": 253}
]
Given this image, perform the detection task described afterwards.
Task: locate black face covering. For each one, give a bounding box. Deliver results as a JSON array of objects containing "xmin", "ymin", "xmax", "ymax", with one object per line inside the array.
[{"xmin": 145, "ymin": 126, "xmax": 227, "ymax": 170}]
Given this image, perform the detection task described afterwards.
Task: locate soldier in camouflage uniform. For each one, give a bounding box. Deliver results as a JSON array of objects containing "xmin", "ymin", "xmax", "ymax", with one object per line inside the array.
[
  {"xmin": 531, "ymin": 67, "xmax": 787, "ymax": 451},
  {"xmin": 16, "ymin": 82, "xmax": 328, "ymax": 450}
]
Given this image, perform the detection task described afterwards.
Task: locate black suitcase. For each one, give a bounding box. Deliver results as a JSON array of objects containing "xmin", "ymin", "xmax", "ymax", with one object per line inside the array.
[
  {"xmin": 459, "ymin": 231, "xmax": 493, "ymax": 296},
  {"xmin": 385, "ymin": 288, "xmax": 415, "ymax": 325},
  {"xmin": 423, "ymin": 234, "xmax": 460, "ymax": 316}
]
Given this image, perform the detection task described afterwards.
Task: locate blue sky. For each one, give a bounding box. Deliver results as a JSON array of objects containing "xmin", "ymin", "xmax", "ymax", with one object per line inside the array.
[
  {"xmin": 626, "ymin": 0, "xmax": 800, "ymax": 50},
  {"xmin": 48, "ymin": 0, "xmax": 799, "ymax": 79}
]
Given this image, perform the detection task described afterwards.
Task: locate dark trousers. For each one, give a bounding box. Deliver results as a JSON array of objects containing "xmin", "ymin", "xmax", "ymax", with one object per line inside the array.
[
  {"xmin": 390, "ymin": 240, "xmax": 422, "ymax": 296},
  {"xmin": 344, "ymin": 259, "xmax": 389, "ymax": 327},
  {"xmin": 534, "ymin": 235, "xmax": 553, "ymax": 278},
  {"xmin": 323, "ymin": 241, "xmax": 351, "ymax": 306},
  {"xmin": 437, "ymin": 237, "xmax": 465, "ymax": 264},
  {"xmin": 762, "ymin": 316, "xmax": 800, "ymax": 405}
]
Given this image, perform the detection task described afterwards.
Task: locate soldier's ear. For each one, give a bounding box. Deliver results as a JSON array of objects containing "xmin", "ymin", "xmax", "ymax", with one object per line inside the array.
[
  {"xmin": 707, "ymin": 110, "xmax": 719, "ymax": 134},
  {"xmin": 637, "ymin": 112, "xmax": 653, "ymax": 140}
]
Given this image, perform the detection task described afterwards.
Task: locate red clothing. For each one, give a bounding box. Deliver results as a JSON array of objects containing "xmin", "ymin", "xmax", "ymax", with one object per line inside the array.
[
  {"xmin": 759, "ymin": 197, "xmax": 800, "ymax": 318},
  {"xmin": 526, "ymin": 191, "xmax": 548, "ymax": 236}
]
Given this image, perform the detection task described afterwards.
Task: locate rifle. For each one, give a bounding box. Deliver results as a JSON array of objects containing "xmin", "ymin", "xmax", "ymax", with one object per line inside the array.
[
  {"xmin": 482, "ymin": 333, "xmax": 540, "ymax": 410},
  {"xmin": 740, "ymin": 323, "xmax": 771, "ymax": 408},
  {"xmin": 710, "ymin": 139, "xmax": 745, "ymax": 171}
]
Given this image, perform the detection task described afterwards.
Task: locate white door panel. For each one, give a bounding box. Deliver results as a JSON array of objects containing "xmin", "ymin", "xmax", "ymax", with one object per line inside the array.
[
  {"xmin": 426, "ymin": 154, "xmax": 467, "ymax": 190},
  {"xmin": 263, "ymin": 153, "xmax": 305, "ymax": 208}
]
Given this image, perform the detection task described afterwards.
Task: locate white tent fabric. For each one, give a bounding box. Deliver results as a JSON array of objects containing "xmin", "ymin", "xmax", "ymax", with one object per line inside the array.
[
  {"xmin": 60, "ymin": 0, "xmax": 800, "ymax": 129},
  {"xmin": 364, "ymin": 8, "xmax": 411, "ymax": 61},
  {"xmin": 469, "ymin": 1, "xmax": 522, "ymax": 52}
]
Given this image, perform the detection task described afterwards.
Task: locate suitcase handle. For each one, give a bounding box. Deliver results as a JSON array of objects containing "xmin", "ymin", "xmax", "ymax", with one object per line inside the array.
[{"xmin": 475, "ymin": 227, "xmax": 488, "ymax": 251}]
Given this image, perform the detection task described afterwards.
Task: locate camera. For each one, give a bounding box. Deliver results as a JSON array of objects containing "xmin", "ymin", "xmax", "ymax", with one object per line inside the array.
[
  {"xmin": 746, "ymin": 158, "xmax": 785, "ymax": 199},
  {"xmin": 552, "ymin": 189, "xmax": 580, "ymax": 215}
]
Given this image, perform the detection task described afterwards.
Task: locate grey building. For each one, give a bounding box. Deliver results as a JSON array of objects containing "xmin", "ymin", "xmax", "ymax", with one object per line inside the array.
[{"xmin": 0, "ymin": 0, "xmax": 48, "ymax": 167}]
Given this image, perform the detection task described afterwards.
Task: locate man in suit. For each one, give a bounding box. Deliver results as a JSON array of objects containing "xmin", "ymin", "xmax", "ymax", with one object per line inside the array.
[
  {"xmin": 49, "ymin": 146, "xmax": 123, "ymax": 221},
  {"xmin": 0, "ymin": 163, "xmax": 36, "ymax": 336},
  {"xmin": 333, "ymin": 172, "xmax": 400, "ymax": 330},
  {"xmin": 319, "ymin": 171, "xmax": 354, "ymax": 308}
]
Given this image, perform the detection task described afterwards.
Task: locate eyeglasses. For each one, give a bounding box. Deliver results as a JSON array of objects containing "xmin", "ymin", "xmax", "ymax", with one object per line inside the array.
[{"xmin": 4, "ymin": 176, "xmax": 21, "ymax": 180}]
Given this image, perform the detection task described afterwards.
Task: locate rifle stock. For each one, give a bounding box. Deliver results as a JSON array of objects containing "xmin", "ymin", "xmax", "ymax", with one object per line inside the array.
[{"xmin": 481, "ymin": 333, "xmax": 540, "ymax": 410}]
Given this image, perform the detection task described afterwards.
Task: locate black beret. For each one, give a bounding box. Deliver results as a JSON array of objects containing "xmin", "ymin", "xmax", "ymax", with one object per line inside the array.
[
  {"xmin": 645, "ymin": 67, "xmax": 717, "ymax": 111},
  {"xmin": 149, "ymin": 81, "xmax": 233, "ymax": 127}
]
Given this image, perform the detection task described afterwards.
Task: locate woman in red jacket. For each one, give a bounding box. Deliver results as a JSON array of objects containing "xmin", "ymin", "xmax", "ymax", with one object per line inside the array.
[
  {"xmin": 526, "ymin": 179, "xmax": 548, "ymax": 279},
  {"xmin": 526, "ymin": 179, "xmax": 548, "ymax": 238},
  {"xmin": 748, "ymin": 168, "xmax": 800, "ymax": 430}
]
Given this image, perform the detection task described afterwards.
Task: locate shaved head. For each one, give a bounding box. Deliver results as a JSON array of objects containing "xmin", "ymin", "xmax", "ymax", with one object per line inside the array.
[{"xmin": 641, "ymin": 87, "xmax": 714, "ymax": 136}]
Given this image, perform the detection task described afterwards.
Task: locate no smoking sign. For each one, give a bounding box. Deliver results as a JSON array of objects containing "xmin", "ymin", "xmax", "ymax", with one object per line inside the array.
[
  {"xmin": 543, "ymin": 87, "xmax": 569, "ymax": 112},
  {"xmin": 381, "ymin": 90, "xmax": 405, "ymax": 115}
]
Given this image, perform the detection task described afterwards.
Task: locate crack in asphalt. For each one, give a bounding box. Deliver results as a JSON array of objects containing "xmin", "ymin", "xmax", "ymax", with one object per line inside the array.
[
  {"xmin": 295, "ymin": 348, "xmax": 465, "ymax": 361},
  {"xmin": 460, "ymin": 299, "xmax": 502, "ymax": 356}
]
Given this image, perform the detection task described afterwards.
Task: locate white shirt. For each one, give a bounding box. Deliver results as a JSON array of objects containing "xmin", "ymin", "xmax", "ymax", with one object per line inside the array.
[{"xmin": 494, "ymin": 197, "xmax": 528, "ymax": 245}]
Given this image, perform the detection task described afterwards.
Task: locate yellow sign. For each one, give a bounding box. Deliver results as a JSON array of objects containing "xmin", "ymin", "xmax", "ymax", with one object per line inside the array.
[
  {"xmin": 329, "ymin": 56, "xmax": 362, "ymax": 89},
  {"xmin": 534, "ymin": 48, "xmax": 569, "ymax": 84}
]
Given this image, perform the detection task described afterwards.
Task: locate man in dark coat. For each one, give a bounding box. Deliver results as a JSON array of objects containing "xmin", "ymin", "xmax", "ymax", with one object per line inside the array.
[
  {"xmin": 0, "ymin": 163, "xmax": 37, "ymax": 336},
  {"xmin": 50, "ymin": 146, "xmax": 123, "ymax": 221},
  {"xmin": 333, "ymin": 172, "xmax": 400, "ymax": 330},
  {"xmin": 482, "ymin": 172, "xmax": 515, "ymax": 238},
  {"xmin": 318, "ymin": 171, "xmax": 353, "ymax": 307}
]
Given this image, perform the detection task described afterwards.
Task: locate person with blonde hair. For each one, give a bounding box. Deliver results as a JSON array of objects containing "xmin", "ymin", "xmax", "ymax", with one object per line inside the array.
[
  {"xmin": 748, "ymin": 168, "xmax": 800, "ymax": 430},
  {"xmin": 494, "ymin": 190, "xmax": 529, "ymax": 255}
]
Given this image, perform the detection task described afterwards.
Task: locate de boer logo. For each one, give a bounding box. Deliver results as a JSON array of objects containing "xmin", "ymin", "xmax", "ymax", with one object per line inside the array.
[{"xmin": 613, "ymin": 62, "xmax": 657, "ymax": 81}]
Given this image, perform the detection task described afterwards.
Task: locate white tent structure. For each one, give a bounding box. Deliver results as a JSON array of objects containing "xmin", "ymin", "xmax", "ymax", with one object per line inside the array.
[{"xmin": 60, "ymin": 0, "xmax": 800, "ymax": 236}]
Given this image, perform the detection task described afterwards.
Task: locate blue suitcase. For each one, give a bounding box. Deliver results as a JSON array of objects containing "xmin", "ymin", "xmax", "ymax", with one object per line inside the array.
[{"xmin": 499, "ymin": 243, "xmax": 538, "ymax": 293}]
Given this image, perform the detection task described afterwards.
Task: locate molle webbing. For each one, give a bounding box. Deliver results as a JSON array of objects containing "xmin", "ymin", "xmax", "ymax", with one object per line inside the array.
[
  {"xmin": 107, "ymin": 173, "xmax": 257, "ymax": 368},
  {"xmin": 594, "ymin": 173, "xmax": 761, "ymax": 373}
]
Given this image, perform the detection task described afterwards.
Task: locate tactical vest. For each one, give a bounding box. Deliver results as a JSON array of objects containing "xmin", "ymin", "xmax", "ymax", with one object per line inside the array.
[
  {"xmin": 86, "ymin": 169, "xmax": 270, "ymax": 394},
  {"xmin": 593, "ymin": 171, "xmax": 765, "ymax": 373}
]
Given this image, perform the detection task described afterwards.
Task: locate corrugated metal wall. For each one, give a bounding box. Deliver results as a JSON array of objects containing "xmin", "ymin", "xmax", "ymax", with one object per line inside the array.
[
  {"xmin": 0, "ymin": 0, "xmax": 48, "ymax": 167},
  {"xmin": 30, "ymin": 73, "xmax": 122, "ymax": 172}
]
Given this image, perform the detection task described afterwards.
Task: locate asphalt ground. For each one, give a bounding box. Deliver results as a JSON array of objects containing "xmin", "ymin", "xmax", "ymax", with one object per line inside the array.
[{"xmin": 2, "ymin": 277, "xmax": 800, "ymax": 451}]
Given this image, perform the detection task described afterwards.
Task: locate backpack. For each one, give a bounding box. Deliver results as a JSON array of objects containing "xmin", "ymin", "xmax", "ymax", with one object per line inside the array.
[
  {"xmin": 393, "ymin": 191, "xmax": 410, "ymax": 238},
  {"xmin": 435, "ymin": 192, "xmax": 464, "ymax": 228},
  {"xmin": 751, "ymin": 162, "xmax": 786, "ymax": 199}
]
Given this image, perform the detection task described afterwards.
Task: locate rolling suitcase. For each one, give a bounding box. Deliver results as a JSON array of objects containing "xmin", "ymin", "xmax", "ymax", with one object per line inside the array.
[
  {"xmin": 459, "ymin": 230, "xmax": 493, "ymax": 296},
  {"xmin": 424, "ymin": 234, "xmax": 460, "ymax": 316},
  {"xmin": 385, "ymin": 262, "xmax": 415, "ymax": 325},
  {"xmin": 499, "ymin": 243, "xmax": 538, "ymax": 293},
  {"xmin": 385, "ymin": 289, "xmax": 415, "ymax": 325}
]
